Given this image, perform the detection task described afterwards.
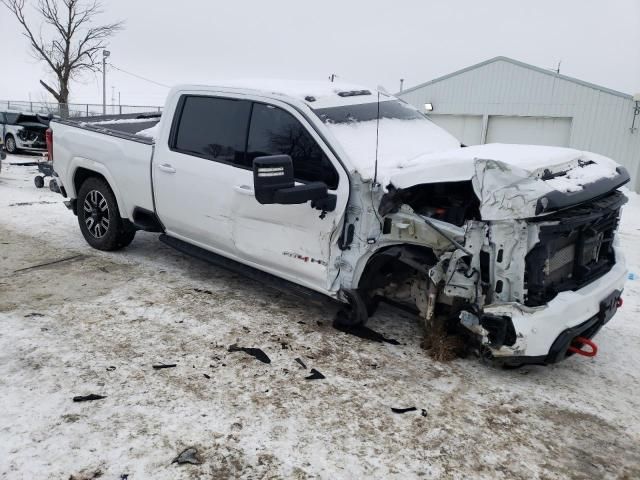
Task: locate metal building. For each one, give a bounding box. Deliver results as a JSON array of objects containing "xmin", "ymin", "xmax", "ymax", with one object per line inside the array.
[{"xmin": 397, "ymin": 57, "xmax": 640, "ymax": 191}]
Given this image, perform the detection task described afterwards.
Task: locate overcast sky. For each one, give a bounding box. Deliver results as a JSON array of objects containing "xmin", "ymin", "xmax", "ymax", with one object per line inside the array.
[{"xmin": 1, "ymin": 0, "xmax": 639, "ymax": 107}]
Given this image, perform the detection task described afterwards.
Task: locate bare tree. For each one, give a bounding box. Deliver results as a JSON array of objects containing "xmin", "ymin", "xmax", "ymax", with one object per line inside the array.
[{"xmin": 2, "ymin": 0, "xmax": 123, "ymax": 115}]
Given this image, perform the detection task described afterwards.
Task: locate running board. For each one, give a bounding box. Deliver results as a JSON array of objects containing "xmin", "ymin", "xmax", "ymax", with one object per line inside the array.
[{"xmin": 159, "ymin": 234, "xmax": 339, "ymax": 310}]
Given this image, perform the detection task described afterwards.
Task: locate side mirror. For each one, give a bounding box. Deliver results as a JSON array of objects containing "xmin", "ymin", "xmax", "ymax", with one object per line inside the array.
[{"xmin": 253, "ymin": 155, "xmax": 329, "ymax": 205}]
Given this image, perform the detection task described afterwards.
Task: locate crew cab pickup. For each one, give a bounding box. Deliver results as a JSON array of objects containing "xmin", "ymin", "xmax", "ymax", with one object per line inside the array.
[{"xmin": 49, "ymin": 81, "xmax": 629, "ymax": 365}]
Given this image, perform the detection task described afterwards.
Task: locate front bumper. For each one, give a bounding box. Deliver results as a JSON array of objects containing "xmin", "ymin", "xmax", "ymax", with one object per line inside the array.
[
  {"xmin": 16, "ymin": 137, "xmax": 46, "ymax": 151},
  {"xmin": 482, "ymin": 246, "xmax": 627, "ymax": 363}
]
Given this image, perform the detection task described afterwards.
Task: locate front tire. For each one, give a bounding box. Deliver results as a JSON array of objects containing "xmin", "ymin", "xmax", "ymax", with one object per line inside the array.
[
  {"xmin": 77, "ymin": 177, "xmax": 136, "ymax": 251},
  {"xmin": 5, "ymin": 135, "xmax": 17, "ymax": 154},
  {"xmin": 334, "ymin": 290, "xmax": 369, "ymax": 327}
]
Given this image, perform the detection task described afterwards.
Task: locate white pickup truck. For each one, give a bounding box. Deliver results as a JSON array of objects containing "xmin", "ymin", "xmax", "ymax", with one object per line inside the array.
[{"xmin": 49, "ymin": 81, "xmax": 629, "ymax": 366}]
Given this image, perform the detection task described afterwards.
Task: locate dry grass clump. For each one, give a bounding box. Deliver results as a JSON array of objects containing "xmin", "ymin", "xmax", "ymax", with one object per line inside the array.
[{"xmin": 421, "ymin": 317, "xmax": 466, "ymax": 362}]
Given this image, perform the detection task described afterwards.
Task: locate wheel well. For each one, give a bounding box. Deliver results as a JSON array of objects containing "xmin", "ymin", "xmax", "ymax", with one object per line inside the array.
[
  {"xmin": 358, "ymin": 245, "xmax": 437, "ymax": 291},
  {"xmin": 74, "ymin": 167, "xmax": 108, "ymax": 196}
]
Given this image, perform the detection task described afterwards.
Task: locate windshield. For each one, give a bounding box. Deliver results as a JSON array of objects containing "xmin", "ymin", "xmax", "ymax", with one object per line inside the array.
[
  {"xmin": 312, "ymin": 100, "xmax": 461, "ymax": 182},
  {"xmin": 313, "ymin": 100, "xmax": 425, "ymax": 124}
]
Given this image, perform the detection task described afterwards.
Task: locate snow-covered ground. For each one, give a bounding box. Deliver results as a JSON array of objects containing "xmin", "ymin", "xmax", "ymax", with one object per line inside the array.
[{"xmin": 1, "ymin": 153, "xmax": 639, "ymax": 479}]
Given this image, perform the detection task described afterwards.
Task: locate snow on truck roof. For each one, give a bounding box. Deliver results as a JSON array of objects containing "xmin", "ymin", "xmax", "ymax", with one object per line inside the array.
[
  {"xmin": 174, "ymin": 79, "xmax": 384, "ymax": 107},
  {"xmin": 171, "ymin": 80, "xmax": 462, "ymax": 181}
]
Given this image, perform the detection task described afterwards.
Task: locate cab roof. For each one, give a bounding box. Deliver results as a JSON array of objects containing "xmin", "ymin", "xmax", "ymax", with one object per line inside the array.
[{"xmin": 173, "ymin": 79, "xmax": 388, "ymax": 109}]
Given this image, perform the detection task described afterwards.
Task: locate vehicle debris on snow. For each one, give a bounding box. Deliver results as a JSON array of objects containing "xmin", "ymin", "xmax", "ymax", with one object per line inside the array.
[
  {"xmin": 171, "ymin": 447, "xmax": 202, "ymax": 465},
  {"xmin": 228, "ymin": 345, "xmax": 271, "ymax": 364},
  {"xmin": 305, "ymin": 368, "xmax": 326, "ymax": 380},
  {"xmin": 72, "ymin": 394, "xmax": 106, "ymax": 402}
]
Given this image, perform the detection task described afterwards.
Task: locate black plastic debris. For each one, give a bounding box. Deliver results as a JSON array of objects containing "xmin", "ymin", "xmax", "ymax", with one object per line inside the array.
[
  {"xmin": 172, "ymin": 447, "xmax": 201, "ymax": 465},
  {"xmin": 24, "ymin": 312, "xmax": 44, "ymax": 318},
  {"xmin": 334, "ymin": 323, "xmax": 400, "ymax": 345},
  {"xmin": 203, "ymin": 374, "xmax": 211, "ymax": 379},
  {"xmin": 152, "ymin": 364, "xmax": 177, "ymax": 370},
  {"xmin": 228, "ymin": 344, "xmax": 271, "ymax": 364},
  {"xmin": 294, "ymin": 358, "xmax": 307, "ymax": 370},
  {"xmin": 421, "ymin": 409, "xmax": 428, "ymax": 417},
  {"xmin": 73, "ymin": 394, "xmax": 106, "ymax": 402},
  {"xmin": 391, "ymin": 407, "xmax": 417, "ymax": 414},
  {"xmin": 193, "ymin": 288, "xmax": 213, "ymax": 295},
  {"xmin": 106, "ymin": 366, "xmax": 116, "ymax": 371},
  {"xmin": 305, "ymin": 369, "xmax": 325, "ymax": 380}
]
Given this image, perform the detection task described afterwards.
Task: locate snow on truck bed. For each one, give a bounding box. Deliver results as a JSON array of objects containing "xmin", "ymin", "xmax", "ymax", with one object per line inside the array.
[{"xmin": 82, "ymin": 116, "xmax": 161, "ymax": 139}]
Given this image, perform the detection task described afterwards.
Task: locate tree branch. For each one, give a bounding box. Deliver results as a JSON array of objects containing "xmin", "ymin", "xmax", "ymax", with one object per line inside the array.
[
  {"xmin": 39, "ymin": 79, "xmax": 61, "ymax": 101},
  {"xmin": 2, "ymin": 0, "xmax": 123, "ymax": 105}
]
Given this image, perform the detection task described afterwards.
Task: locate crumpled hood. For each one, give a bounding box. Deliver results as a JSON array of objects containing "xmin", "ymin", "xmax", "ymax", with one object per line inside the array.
[{"xmin": 387, "ymin": 144, "xmax": 626, "ymax": 220}]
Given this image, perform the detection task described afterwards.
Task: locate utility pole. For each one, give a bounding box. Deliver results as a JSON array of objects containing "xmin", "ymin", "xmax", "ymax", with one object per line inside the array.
[
  {"xmin": 399, "ymin": 78, "xmax": 405, "ymax": 92},
  {"xmin": 102, "ymin": 50, "xmax": 111, "ymax": 114},
  {"xmin": 329, "ymin": 73, "xmax": 337, "ymax": 82}
]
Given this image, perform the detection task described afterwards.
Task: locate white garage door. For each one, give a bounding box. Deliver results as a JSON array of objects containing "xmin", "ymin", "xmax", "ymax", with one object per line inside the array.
[
  {"xmin": 428, "ymin": 114, "xmax": 483, "ymax": 146},
  {"xmin": 486, "ymin": 116, "xmax": 572, "ymax": 147}
]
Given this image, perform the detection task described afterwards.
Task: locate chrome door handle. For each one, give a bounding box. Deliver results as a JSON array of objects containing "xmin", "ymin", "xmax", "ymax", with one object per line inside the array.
[
  {"xmin": 158, "ymin": 163, "xmax": 176, "ymax": 173},
  {"xmin": 234, "ymin": 185, "xmax": 254, "ymax": 196}
]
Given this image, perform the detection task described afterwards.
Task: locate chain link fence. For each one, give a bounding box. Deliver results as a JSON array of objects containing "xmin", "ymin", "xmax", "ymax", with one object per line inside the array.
[{"xmin": 0, "ymin": 100, "xmax": 163, "ymax": 119}]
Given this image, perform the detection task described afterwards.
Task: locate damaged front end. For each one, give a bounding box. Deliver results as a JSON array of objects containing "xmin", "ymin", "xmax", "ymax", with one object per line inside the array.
[
  {"xmin": 354, "ymin": 153, "xmax": 629, "ymax": 365},
  {"xmin": 15, "ymin": 123, "xmax": 47, "ymax": 151}
]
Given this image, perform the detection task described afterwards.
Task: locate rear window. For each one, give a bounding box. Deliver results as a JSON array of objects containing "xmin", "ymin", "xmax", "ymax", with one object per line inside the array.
[{"xmin": 173, "ymin": 96, "xmax": 251, "ymax": 164}]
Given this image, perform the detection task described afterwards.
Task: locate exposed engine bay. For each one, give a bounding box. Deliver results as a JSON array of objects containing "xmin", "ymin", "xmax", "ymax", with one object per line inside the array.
[{"xmin": 336, "ymin": 155, "xmax": 629, "ymax": 365}]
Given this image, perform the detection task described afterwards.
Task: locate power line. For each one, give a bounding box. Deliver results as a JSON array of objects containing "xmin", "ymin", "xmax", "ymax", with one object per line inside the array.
[{"xmin": 108, "ymin": 63, "xmax": 170, "ymax": 88}]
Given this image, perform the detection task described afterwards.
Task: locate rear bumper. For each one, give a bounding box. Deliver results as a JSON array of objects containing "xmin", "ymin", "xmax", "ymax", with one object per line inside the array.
[{"xmin": 483, "ymin": 245, "xmax": 627, "ymax": 363}]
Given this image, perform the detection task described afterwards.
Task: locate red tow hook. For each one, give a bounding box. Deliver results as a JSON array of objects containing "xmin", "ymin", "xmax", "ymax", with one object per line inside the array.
[{"xmin": 568, "ymin": 336, "xmax": 598, "ymax": 357}]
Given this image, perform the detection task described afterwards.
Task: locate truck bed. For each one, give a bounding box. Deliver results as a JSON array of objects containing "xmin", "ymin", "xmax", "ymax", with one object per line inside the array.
[{"xmin": 50, "ymin": 116, "xmax": 158, "ymax": 219}]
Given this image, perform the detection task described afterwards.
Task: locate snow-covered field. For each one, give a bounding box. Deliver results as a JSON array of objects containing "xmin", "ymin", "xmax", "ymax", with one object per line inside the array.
[{"xmin": 1, "ymin": 153, "xmax": 639, "ymax": 479}]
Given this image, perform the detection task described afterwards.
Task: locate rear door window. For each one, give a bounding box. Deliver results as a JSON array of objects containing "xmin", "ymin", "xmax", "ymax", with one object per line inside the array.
[
  {"xmin": 173, "ymin": 96, "xmax": 251, "ymax": 165},
  {"xmin": 246, "ymin": 103, "xmax": 339, "ymax": 189}
]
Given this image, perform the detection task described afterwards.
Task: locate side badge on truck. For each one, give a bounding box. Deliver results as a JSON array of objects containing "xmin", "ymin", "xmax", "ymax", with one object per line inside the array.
[{"xmin": 283, "ymin": 252, "xmax": 327, "ymax": 267}]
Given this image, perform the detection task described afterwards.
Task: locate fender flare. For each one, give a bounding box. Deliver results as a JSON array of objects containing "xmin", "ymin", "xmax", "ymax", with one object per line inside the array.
[{"xmin": 69, "ymin": 158, "xmax": 129, "ymax": 219}]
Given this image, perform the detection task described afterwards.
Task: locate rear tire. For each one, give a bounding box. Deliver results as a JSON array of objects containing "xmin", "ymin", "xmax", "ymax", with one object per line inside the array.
[
  {"xmin": 34, "ymin": 176, "xmax": 45, "ymax": 188},
  {"xmin": 77, "ymin": 177, "xmax": 136, "ymax": 251}
]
